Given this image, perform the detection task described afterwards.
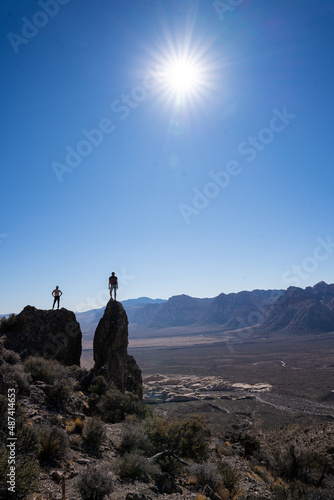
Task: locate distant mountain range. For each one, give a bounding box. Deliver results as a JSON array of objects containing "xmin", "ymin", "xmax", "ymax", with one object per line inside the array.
[
  {"xmin": 260, "ymin": 281, "xmax": 334, "ymax": 334},
  {"xmin": 3, "ymin": 283, "xmax": 334, "ymax": 338}
]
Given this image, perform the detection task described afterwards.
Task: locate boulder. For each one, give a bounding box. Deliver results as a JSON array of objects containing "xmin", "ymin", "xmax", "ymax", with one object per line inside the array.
[
  {"xmin": 93, "ymin": 300, "xmax": 142, "ymax": 398},
  {"xmin": 0, "ymin": 306, "xmax": 82, "ymax": 366}
]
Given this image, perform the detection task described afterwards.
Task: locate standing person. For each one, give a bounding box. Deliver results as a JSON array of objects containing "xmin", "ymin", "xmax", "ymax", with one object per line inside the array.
[
  {"xmin": 108, "ymin": 272, "xmax": 118, "ymax": 301},
  {"xmin": 52, "ymin": 286, "xmax": 62, "ymax": 309}
]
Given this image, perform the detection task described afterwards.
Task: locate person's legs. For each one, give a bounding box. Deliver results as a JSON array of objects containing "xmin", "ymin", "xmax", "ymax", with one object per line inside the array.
[
  {"xmin": 113, "ymin": 287, "xmax": 117, "ymax": 301},
  {"xmin": 56, "ymin": 297, "xmax": 60, "ymax": 309},
  {"xmin": 52, "ymin": 297, "xmax": 57, "ymax": 309}
]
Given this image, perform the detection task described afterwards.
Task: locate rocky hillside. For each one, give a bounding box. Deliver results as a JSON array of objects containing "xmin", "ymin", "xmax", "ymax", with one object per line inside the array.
[
  {"xmin": 0, "ymin": 306, "xmax": 82, "ymax": 366},
  {"xmin": 260, "ymin": 282, "xmax": 334, "ymax": 334}
]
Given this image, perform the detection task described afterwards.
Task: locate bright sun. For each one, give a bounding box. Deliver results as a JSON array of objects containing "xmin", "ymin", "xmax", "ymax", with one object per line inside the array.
[{"xmin": 163, "ymin": 59, "xmax": 200, "ymax": 93}]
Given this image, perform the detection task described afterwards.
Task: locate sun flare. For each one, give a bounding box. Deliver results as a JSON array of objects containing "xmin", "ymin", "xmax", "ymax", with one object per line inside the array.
[{"xmin": 163, "ymin": 59, "xmax": 201, "ymax": 93}]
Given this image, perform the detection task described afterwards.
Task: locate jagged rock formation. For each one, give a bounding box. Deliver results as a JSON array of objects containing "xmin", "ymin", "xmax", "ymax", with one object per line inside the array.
[
  {"xmin": 0, "ymin": 306, "xmax": 82, "ymax": 365},
  {"xmin": 260, "ymin": 282, "xmax": 334, "ymax": 334},
  {"xmin": 93, "ymin": 300, "xmax": 142, "ymax": 398}
]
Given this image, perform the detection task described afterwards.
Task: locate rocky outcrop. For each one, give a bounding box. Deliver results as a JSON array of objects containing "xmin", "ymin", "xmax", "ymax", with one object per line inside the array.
[
  {"xmin": 93, "ymin": 300, "xmax": 142, "ymax": 398},
  {"xmin": 0, "ymin": 306, "xmax": 82, "ymax": 365}
]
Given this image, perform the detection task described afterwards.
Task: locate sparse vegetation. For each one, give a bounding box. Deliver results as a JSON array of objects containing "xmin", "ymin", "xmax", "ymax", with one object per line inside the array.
[
  {"xmin": 117, "ymin": 451, "xmax": 159, "ymax": 481},
  {"xmin": 189, "ymin": 462, "xmax": 221, "ymax": 490},
  {"xmin": 37, "ymin": 425, "xmax": 69, "ymax": 462},
  {"xmin": 0, "ymin": 361, "xmax": 30, "ymax": 394},
  {"xmin": 45, "ymin": 376, "xmax": 72, "ymax": 409},
  {"xmin": 77, "ymin": 463, "xmax": 113, "ymax": 500},
  {"xmin": 97, "ymin": 384, "xmax": 146, "ymax": 423},
  {"xmin": 88, "ymin": 375, "xmax": 108, "ymax": 396},
  {"xmin": 83, "ymin": 417, "xmax": 106, "ymax": 450},
  {"xmin": 24, "ymin": 356, "xmax": 60, "ymax": 383},
  {"xmin": 146, "ymin": 414, "xmax": 210, "ymax": 460},
  {"xmin": 66, "ymin": 416, "xmax": 85, "ymax": 434},
  {"xmin": 218, "ymin": 460, "xmax": 241, "ymax": 492},
  {"xmin": 119, "ymin": 420, "xmax": 154, "ymax": 456}
]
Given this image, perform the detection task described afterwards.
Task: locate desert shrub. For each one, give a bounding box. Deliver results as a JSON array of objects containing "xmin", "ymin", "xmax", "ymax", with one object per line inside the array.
[
  {"xmin": 117, "ymin": 451, "xmax": 159, "ymax": 481},
  {"xmin": 77, "ymin": 463, "xmax": 113, "ymax": 500},
  {"xmin": 66, "ymin": 416, "xmax": 85, "ymax": 434},
  {"xmin": 24, "ymin": 356, "xmax": 59, "ymax": 383},
  {"xmin": 0, "ymin": 445, "xmax": 40, "ymax": 498},
  {"xmin": 119, "ymin": 421, "xmax": 153, "ymax": 456},
  {"xmin": 218, "ymin": 460, "xmax": 240, "ymax": 492},
  {"xmin": 37, "ymin": 425, "xmax": 69, "ymax": 462},
  {"xmin": 189, "ymin": 462, "xmax": 221, "ymax": 490},
  {"xmin": 272, "ymin": 481, "xmax": 334, "ymax": 500},
  {"xmin": 97, "ymin": 385, "xmax": 145, "ymax": 423},
  {"xmin": 88, "ymin": 375, "xmax": 108, "ymax": 396},
  {"xmin": 83, "ymin": 417, "xmax": 106, "ymax": 449},
  {"xmin": 46, "ymin": 377, "xmax": 72, "ymax": 409},
  {"xmin": 273, "ymin": 445, "xmax": 332, "ymax": 485},
  {"xmin": 16, "ymin": 421, "xmax": 40, "ymax": 456},
  {"xmin": 2, "ymin": 349, "xmax": 21, "ymax": 365},
  {"xmin": 158, "ymin": 455, "xmax": 183, "ymax": 476},
  {"xmin": 231, "ymin": 432, "xmax": 261, "ymax": 457},
  {"xmin": 0, "ymin": 362, "xmax": 30, "ymax": 394},
  {"xmin": 146, "ymin": 414, "xmax": 210, "ymax": 460}
]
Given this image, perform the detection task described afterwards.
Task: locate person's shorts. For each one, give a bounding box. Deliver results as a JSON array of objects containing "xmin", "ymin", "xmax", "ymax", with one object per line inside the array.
[{"xmin": 110, "ymin": 284, "xmax": 118, "ymax": 290}]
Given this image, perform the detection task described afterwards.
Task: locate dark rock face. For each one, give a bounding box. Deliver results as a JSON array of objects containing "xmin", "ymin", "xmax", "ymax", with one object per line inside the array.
[
  {"xmin": 93, "ymin": 300, "xmax": 142, "ymax": 398},
  {"xmin": 0, "ymin": 306, "xmax": 82, "ymax": 366}
]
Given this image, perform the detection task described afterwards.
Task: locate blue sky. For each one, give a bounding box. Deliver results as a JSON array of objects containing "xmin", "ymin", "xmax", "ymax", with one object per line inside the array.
[{"xmin": 1, "ymin": 0, "xmax": 334, "ymax": 314}]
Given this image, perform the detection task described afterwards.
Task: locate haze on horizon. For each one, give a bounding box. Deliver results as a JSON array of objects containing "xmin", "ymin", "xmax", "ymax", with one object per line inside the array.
[{"xmin": 1, "ymin": 0, "xmax": 334, "ymax": 314}]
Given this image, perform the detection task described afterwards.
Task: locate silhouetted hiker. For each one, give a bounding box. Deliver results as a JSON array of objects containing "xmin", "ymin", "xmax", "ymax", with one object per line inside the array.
[
  {"xmin": 108, "ymin": 272, "xmax": 118, "ymax": 300},
  {"xmin": 52, "ymin": 286, "xmax": 62, "ymax": 309}
]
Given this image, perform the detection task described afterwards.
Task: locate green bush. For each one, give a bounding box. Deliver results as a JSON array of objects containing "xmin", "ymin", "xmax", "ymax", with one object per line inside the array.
[
  {"xmin": 77, "ymin": 463, "xmax": 113, "ymax": 500},
  {"xmin": 46, "ymin": 377, "xmax": 72, "ymax": 409},
  {"xmin": 88, "ymin": 375, "xmax": 108, "ymax": 396},
  {"xmin": 37, "ymin": 425, "xmax": 69, "ymax": 462},
  {"xmin": 146, "ymin": 414, "xmax": 210, "ymax": 460},
  {"xmin": 117, "ymin": 451, "xmax": 159, "ymax": 481},
  {"xmin": 119, "ymin": 421, "xmax": 154, "ymax": 456},
  {"xmin": 24, "ymin": 356, "xmax": 59, "ymax": 383},
  {"xmin": 83, "ymin": 417, "xmax": 106, "ymax": 449},
  {"xmin": 97, "ymin": 385, "xmax": 145, "ymax": 423}
]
